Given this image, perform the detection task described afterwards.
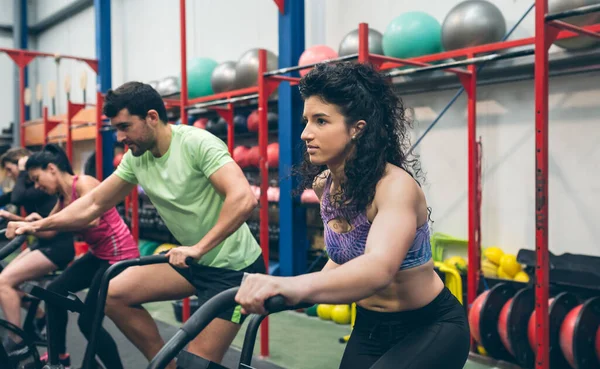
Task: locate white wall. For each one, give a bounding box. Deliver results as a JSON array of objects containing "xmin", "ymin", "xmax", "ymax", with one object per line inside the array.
[
  {"xmin": 0, "ymin": 0, "xmax": 15, "ymax": 131},
  {"xmin": 35, "ymin": 0, "xmax": 79, "ymax": 23},
  {"xmin": 33, "ymin": 0, "xmax": 280, "ymax": 112},
  {"xmin": 18, "ymin": 0, "xmax": 600, "ymax": 258},
  {"xmin": 34, "ymin": 6, "xmax": 96, "ymax": 116},
  {"xmin": 111, "ymin": 0, "xmax": 279, "ymax": 85},
  {"xmin": 0, "ymin": 0, "xmax": 13, "ymax": 24},
  {"xmin": 0, "ymin": 34, "xmax": 15, "ymax": 132},
  {"xmin": 407, "ymin": 72, "xmax": 600, "ymax": 257}
]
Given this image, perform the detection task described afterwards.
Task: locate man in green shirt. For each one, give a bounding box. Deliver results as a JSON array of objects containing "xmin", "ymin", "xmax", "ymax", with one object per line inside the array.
[{"xmin": 7, "ymin": 81, "xmax": 265, "ymax": 367}]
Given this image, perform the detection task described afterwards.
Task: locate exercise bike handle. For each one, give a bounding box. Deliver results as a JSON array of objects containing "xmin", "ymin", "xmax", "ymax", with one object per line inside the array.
[
  {"xmin": 148, "ymin": 286, "xmax": 300, "ymax": 369},
  {"xmin": 0, "ymin": 234, "xmax": 28, "ymax": 260}
]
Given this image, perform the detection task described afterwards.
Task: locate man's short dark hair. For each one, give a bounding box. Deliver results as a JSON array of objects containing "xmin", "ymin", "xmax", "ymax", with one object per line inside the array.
[{"xmin": 103, "ymin": 81, "xmax": 168, "ymax": 123}]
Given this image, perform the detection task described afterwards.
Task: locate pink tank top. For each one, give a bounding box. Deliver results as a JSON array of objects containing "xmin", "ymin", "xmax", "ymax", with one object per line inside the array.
[{"xmin": 63, "ymin": 176, "xmax": 139, "ymax": 264}]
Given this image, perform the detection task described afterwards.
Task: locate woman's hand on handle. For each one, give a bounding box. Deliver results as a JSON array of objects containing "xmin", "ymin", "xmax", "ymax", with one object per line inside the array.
[
  {"xmin": 6, "ymin": 221, "xmax": 37, "ymax": 239},
  {"xmin": 235, "ymin": 273, "xmax": 305, "ymax": 315}
]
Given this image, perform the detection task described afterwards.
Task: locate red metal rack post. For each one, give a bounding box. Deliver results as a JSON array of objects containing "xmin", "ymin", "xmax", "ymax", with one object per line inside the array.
[
  {"xmin": 96, "ymin": 92, "xmax": 104, "ymax": 181},
  {"xmin": 178, "ymin": 0, "xmax": 191, "ymax": 324},
  {"xmin": 256, "ymin": 48, "xmax": 286, "ymax": 358},
  {"xmin": 131, "ymin": 185, "xmax": 139, "ymax": 243},
  {"xmin": 179, "ymin": 0, "xmax": 189, "ymax": 127},
  {"xmin": 3, "ymin": 51, "xmax": 35, "ymax": 147},
  {"xmin": 42, "ymin": 106, "xmax": 61, "ymax": 144},
  {"xmin": 358, "ymin": 23, "xmax": 370, "ymax": 63},
  {"xmin": 211, "ymin": 104, "xmax": 235, "ymax": 155},
  {"xmin": 18, "ymin": 64, "xmax": 29, "ymax": 147},
  {"xmin": 461, "ymin": 57, "xmax": 480, "ymax": 316},
  {"xmin": 258, "ymin": 49, "xmax": 277, "ymax": 358},
  {"xmin": 534, "ymin": 2, "xmax": 600, "ymax": 369},
  {"xmin": 535, "ymin": 1, "xmax": 556, "ymax": 368},
  {"xmin": 66, "ymin": 101, "xmax": 86, "ymax": 162}
]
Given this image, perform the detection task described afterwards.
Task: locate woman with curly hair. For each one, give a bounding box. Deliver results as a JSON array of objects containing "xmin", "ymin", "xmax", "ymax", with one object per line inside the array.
[{"xmin": 235, "ymin": 62, "xmax": 470, "ymax": 369}]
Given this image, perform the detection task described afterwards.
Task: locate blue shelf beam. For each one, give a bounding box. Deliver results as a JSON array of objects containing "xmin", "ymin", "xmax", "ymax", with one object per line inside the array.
[
  {"xmin": 278, "ymin": 0, "xmax": 307, "ymax": 277},
  {"xmin": 94, "ymin": 0, "xmax": 114, "ymax": 179}
]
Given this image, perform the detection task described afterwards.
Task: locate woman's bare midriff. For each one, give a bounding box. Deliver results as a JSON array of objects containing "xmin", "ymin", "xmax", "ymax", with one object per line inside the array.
[{"xmin": 357, "ymin": 259, "xmax": 445, "ymax": 312}]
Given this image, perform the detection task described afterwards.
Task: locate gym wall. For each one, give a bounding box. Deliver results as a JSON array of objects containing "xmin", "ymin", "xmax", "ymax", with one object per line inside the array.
[
  {"xmin": 35, "ymin": 0, "xmax": 78, "ymax": 21},
  {"xmin": 32, "ymin": 5, "xmax": 97, "ymax": 120},
  {"xmin": 0, "ymin": 0, "xmax": 16, "ymax": 133},
  {"xmin": 11, "ymin": 0, "xmax": 600, "ymax": 258},
  {"xmin": 323, "ymin": 0, "xmax": 600, "ymax": 257}
]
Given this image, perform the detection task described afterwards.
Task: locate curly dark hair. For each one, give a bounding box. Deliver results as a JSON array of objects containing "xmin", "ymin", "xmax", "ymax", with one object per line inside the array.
[{"xmin": 294, "ymin": 62, "xmax": 424, "ymax": 218}]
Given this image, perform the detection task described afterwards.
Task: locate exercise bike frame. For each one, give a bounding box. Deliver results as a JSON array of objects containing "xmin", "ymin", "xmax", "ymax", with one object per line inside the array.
[
  {"xmin": 83, "ymin": 255, "xmax": 296, "ymax": 369},
  {"xmin": 0, "ymin": 234, "xmax": 44, "ymax": 368},
  {"xmin": 147, "ymin": 286, "xmax": 295, "ymax": 369},
  {"xmin": 81, "ymin": 254, "xmax": 173, "ymax": 369}
]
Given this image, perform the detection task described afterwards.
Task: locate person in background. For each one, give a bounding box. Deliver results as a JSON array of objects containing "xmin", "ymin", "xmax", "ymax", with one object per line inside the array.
[
  {"xmin": 0, "ymin": 147, "xmax": 75, "ymax": 358},
  {"xmin": 6, "ymin": 144, "xmax": 140, "ymax": 369}
]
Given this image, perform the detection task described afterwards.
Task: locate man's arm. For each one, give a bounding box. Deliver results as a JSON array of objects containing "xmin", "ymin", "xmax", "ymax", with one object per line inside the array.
[
  {"xmin": 193, "ymin": 162, "xmax": 257, "ymax": 255},
  {"xmin": 27, "ymin": 174, "xmax": 134, "ymax": 233}
]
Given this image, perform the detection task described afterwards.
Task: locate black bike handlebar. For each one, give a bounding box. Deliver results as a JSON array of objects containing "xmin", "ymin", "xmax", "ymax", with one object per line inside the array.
[
  {"xmin": 84, "ymin": 253, "xmax": 295, "ymax": 369},
  {"xmin": 147, "ymin": 287, "xmax": 297, "ymax": 369},
  {"xmin": 0, "ymin": 234, "xmax": 28, "ymax": 260},
  {"xmin": 82, "ymin": 254, "xmax": 172, "ymax": 369}
]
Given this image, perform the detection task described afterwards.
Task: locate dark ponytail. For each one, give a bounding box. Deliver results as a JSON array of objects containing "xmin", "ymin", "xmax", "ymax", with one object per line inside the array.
[{"xmin": 25, "ymin": 144, "xmax": 74, "ymax": 175}]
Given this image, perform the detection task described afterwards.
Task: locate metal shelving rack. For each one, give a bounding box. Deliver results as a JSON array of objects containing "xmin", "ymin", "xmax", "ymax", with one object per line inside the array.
[{"xmin": 161, "ymin": 1, "xmax": 600, "ymax": 365}]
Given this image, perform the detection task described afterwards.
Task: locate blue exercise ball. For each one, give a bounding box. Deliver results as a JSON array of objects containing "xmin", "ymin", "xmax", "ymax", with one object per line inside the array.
[{"xmin": 382, "ymin": 12, "xmax": 443, "ymax": 59}]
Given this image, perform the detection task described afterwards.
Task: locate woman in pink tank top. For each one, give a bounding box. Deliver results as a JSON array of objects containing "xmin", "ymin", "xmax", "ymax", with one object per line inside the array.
[{"xmin": 14, "ymin": 144, "xmax": 138, "ymax": 369}]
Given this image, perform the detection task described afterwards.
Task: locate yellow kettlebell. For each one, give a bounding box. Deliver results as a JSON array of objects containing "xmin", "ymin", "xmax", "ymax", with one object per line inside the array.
[
  {"xmin": 513, "ymin": 271, "xmax": 530, "ymax": 282},
  {"xmin": 499, "ymin": 254, "xmax": 522, "ymax": 277},
  {"xmin": 331, "ymin": 305, "xmax": 351, "ymax": 325},
  {"xmin": 483, "ymin": 246, "xmax": 504, "ymax": 265},
  {"xmin": 317, "ymin": 304, "xmax": 334, "ymax": 320}
]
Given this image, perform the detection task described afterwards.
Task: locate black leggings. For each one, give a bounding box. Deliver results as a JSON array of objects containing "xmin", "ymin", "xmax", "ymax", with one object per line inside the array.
[
  {"xmin": 339, "ymin": 287, "xmax": 470, "ymax": 369},
  {"xmin": 46, "ymin": 252, "xmax": 123, "ymax": 369}
]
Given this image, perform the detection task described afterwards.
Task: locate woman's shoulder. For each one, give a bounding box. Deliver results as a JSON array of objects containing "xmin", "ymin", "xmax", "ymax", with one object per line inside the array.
[
  {"xmin": 375, "ymin": 164, "xmax": 426, "ymax": 206},
  {"xmin": 75, "ymin": 174, "xmax": 101, "ymax": 193}
]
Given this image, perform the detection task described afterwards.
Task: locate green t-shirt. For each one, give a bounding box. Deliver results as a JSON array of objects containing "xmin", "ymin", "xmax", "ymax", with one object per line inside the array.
[{"xmin": 114, "ymin": 124, "xmax": 261, "ymax": 270}]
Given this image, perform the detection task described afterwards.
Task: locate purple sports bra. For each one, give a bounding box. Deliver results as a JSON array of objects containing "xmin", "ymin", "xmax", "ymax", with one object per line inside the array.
[{"xmin": 320, "ymin": 174, "xmax": 432, "ymax": 269}]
